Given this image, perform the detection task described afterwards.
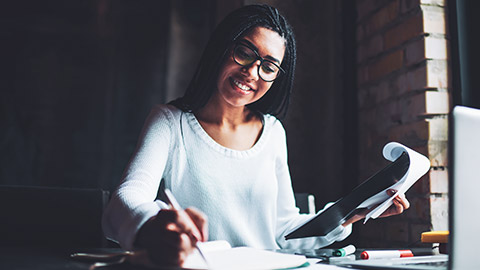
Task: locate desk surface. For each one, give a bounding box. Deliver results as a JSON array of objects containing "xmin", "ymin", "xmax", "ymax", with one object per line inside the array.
[
  {"xmin": 0, "ymin": 246, "xmax": 445, "ymax": 270},
  {"xmin": 0, "ymin": 247, "xmax": 358, "ymax": 270},
  {"xmin": 0, "ymin": 247, "xmax": 129, "ymax": 270}
]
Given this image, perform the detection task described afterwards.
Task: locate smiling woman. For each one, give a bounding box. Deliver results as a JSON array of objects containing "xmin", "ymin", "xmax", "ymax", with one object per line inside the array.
[
  {"xmin": 170, "ymin": 5, "xmax": 297, "ymax": 120},
  {"xmin": 101, "ymin": 4, "xmax": 410, "ymax": 268},
  {"xmin": 193, "ymin": 26, "xmax": 286, "ymax": 151}
]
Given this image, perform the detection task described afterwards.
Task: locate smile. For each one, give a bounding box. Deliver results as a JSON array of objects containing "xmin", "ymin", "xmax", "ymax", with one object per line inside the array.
[{"xmin": 232, "ymin": 78, "xmax": 253, "ymax": 92}]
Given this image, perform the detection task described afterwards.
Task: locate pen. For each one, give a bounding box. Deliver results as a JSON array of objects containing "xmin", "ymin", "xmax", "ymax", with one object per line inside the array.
[
  {"xmin": 333, "ymin": 244, "xmax": 356, "ymax": 257},
  {"xmin": 163, "ymin": 189, "xmax": 210, "ymax": 267},
  {"xmin": 360, "ymin": 250, "xmax": 414, "ymax": 260}
]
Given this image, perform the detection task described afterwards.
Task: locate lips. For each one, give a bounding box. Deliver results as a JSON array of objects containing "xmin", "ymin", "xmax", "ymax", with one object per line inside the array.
[{"xmin": 230, "ymin": 77, "xmax": 255, "ymax": 95}]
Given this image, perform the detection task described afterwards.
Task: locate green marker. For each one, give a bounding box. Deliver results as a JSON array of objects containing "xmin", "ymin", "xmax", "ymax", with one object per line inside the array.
[{"xmin": 333, "ymin": 244, "xmax": 356, "ymax": 257}]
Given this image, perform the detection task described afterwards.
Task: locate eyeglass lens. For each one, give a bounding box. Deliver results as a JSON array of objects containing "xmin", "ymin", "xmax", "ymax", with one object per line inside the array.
[{"xmin": 233, "ymin": 44, "xmax": 281, "ymax": 82}]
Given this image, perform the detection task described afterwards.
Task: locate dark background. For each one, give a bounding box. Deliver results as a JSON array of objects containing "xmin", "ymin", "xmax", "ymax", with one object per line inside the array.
[
  {"xmin": 0, "ymin": 0, "xmax": 358, "ymax": 210},
  {"xmin": 2, "ymin": 0, "xmax": 173, "ymax": 189}
]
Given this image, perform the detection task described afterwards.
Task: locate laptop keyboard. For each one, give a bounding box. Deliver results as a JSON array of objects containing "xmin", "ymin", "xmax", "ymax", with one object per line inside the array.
[{"xmin": 409, "ymin": 260, "xmax": 447, "ymax": 267}]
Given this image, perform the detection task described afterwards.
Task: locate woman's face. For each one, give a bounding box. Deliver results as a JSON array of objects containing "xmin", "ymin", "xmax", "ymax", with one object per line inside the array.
[{"xmin": 215, "ymin": 26, "xmax": 286, "ymax": 109}]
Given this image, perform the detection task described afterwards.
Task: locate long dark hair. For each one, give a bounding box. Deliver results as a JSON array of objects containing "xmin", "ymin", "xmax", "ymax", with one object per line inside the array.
[{"xmin": 170, "ymin": 4, "xmax": 296, "ymax": 119}]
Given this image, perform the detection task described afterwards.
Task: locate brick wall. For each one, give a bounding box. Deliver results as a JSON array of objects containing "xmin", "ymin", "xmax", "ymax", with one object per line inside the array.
[{"xmin": 355, "ymin": 0, "xmax": 449, "ymax": 247}]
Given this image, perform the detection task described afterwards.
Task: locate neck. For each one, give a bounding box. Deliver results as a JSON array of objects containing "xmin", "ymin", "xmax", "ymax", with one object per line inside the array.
[{"xmin": 195, "ymin": 97, "xmax": 256, "ymax": 127}]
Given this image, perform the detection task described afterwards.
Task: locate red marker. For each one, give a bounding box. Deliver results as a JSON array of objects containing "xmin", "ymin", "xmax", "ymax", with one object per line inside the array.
[{"xmin": 361, "ymin": 250, "xmax": 414, "ymax": 260}]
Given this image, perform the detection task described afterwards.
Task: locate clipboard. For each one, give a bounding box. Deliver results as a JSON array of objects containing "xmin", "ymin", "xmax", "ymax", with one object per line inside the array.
[{"xmin": 285, "ymin": 152, "xmax": 410, "ymax": 240}]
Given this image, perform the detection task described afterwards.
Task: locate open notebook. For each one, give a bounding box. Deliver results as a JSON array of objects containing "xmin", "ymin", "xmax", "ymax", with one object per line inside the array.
[{"xmin": 182, "ymin": 240, "xmax": 308, "ymax": 270}]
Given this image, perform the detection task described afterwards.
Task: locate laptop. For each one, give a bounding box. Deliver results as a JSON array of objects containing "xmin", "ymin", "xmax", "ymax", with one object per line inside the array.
[{"xmin": 339, "ymin": 105, "xmax": 480, "ymax": 270}]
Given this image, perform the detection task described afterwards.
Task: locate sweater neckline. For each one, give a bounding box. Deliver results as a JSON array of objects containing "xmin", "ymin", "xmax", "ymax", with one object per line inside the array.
[{"xmin": 185, "ymin": 112, "xmax": 269, "ymax": 158}]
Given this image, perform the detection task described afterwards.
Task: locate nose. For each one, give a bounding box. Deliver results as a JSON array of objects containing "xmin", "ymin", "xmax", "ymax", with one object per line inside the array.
[{"xmin": 241, "ymin": 60, "xmax": 261, "ymax": 81}]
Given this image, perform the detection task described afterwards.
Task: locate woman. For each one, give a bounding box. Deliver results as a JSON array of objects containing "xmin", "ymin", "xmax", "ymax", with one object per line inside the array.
[{"xmin": 102, "ymin": 4, "xmax": 410, "ymax": 266}]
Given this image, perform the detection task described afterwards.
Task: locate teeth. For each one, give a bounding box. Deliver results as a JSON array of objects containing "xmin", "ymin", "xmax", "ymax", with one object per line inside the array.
[{"xmin": 233, "ymin": 79, "xmax": 251, "ymax": 91}]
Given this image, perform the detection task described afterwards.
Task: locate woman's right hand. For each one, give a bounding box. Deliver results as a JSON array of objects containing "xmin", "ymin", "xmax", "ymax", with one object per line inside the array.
[{"xmin": 134, "ymin": 207, "xmax": 208, "ymax": 266}]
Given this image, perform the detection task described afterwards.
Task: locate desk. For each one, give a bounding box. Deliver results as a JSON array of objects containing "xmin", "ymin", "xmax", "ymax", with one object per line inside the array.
[
  {"xmin": 0, "ymin": 247, "xmax": 131, "ymax": 270},
  {"xmin": 0, "ymin": 247, "xmax": 359, "ymax": 270},
  {"xmin": 0, "ymin": 247, "xmax": 445, "ymax": 270}
]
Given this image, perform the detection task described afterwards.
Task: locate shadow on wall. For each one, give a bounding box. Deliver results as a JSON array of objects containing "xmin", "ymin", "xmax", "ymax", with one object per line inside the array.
[{"xmin": 1, "ymin": 0, "xmax": 171, "ymax": 189}]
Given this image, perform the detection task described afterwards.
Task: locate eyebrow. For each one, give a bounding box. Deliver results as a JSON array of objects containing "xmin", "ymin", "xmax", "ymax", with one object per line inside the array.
[{"xmin": 239, "ymin": 39, "xmax": 282, "ymax": 64}]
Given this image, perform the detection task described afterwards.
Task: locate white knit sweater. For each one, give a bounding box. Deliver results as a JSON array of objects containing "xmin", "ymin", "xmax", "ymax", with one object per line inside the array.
[{"xmin": 102, "ymin": 104, "xmax": 351, "ymax": 250}]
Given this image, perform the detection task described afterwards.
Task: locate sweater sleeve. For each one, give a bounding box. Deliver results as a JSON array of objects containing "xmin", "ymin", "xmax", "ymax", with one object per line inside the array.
[
  {"xmin": 272, "ymin": 120, "xmax": 352, "ymax": 249},
  {"xmin": 102, "ymin": 105, "xmax": 173, "ymax": 249}
]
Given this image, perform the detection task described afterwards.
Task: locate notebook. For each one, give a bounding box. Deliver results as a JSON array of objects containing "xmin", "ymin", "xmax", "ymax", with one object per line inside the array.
[
  {"xmin": 182, "ymin": 240, "xmax": 308, "ymax": 270},
  {"xmin": 340, "ymin": 105, "xmax": 480, "ymax": 270}
]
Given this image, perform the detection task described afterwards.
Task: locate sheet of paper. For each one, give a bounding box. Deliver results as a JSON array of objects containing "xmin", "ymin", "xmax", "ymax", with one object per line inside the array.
[
  {"xmin": 182, "ymin": 241, "xmax": 307, "ymax": 270},
  {"xmin": 356, "ymin": 142, "xmax": 431, "ymax": 222},
  {"xmin": 182, "ymin": 240, "xmax": 231, "ymax": 269}
]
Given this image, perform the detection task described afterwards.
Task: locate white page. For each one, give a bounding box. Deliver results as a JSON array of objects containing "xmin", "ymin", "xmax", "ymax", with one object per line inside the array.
[
  {"xmin": 182, "ymin": 240, "xmax": 231, "ymax": 269},
  {"xmin": 182, "ymin": 241, "xmax": 307, "ymax": 270}
]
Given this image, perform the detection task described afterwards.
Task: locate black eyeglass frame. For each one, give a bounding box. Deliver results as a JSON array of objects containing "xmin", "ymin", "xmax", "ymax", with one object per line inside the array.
[{"xmin": 232, "ymin": 43, "xmax": 285, "ymax": 82}]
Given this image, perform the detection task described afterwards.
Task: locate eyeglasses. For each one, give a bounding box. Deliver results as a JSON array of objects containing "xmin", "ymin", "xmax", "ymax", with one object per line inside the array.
[{"xmin": 232, "ymin": 43, "xmax": 285, "ymax": 82}]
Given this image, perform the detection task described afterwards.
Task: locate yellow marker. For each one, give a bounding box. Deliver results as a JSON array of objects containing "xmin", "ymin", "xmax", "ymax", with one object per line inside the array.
[{"xmin": 421, "ymin": 231, "xmax": 449, "ymax": 243}]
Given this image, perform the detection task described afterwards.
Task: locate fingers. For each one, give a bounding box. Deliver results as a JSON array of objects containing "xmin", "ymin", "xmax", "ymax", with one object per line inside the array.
[
  {"xmin": 134, "ymin": 209, "xmax": 198, "ymax": 266},
  {"xmin": 387, "ymin": 189, "xmax": 410, "ymax": 210},
  {"xmin": 174, "ymin": 210, "xmax": 202, "ymax": 244},
  {"xmin": 394, "ymin": 192, "xmax": 410, "ymax": 210},
  {"xmin": 136, "ymin": 210, "xmax": 191, "ymax": 248},
  {"xmin": 391, "ymin": 197, "xmax": 404, "ymax": 215},
  {"xmin": 146, "ymin": 234, "xmax": 192, "ymax": 266},
  {"xmin": 380, "ymin": 189, "xmax": 410, "ymax": 217},
  {"xmin": 185, "ymin": 207, "xmax": 209, "ymax": 242}
]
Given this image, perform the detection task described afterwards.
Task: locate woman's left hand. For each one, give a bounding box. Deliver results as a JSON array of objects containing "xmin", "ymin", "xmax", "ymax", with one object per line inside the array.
[{"xmin": 342, "ymin": 189, "xmax": 410, "ymax": 227}]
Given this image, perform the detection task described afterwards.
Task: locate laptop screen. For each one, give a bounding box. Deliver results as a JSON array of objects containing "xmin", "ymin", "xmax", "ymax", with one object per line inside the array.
[{"xmin": 449, "ymin": 106, "xmax": 480, "ymax": 269}]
